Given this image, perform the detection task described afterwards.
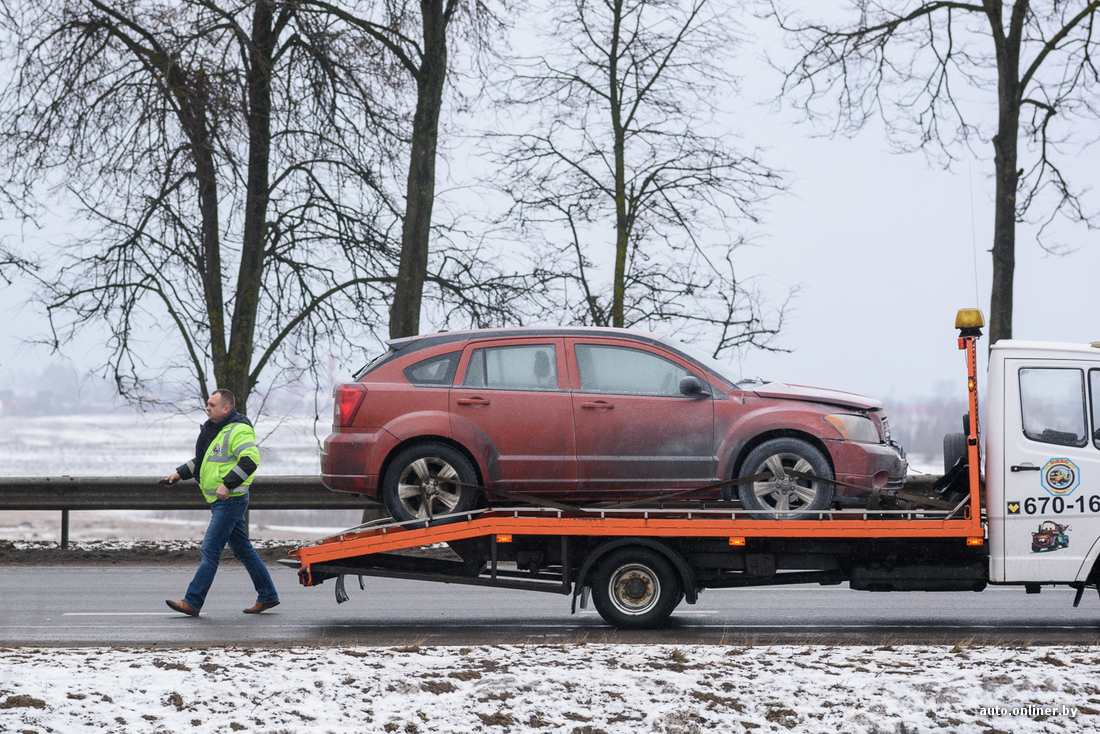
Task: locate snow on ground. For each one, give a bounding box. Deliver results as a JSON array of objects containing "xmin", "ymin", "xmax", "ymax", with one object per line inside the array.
[{"xmin": 1, "ymin": 643, "xmax": 1098, "ymax": 734}]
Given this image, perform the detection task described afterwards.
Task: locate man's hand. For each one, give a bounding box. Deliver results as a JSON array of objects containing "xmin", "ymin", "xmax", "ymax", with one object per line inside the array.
[
  {"xmin": 215, "ymin": 484, "xmax": 229, "ymax": 501},
  {"xmin": 160, "ymin": 472, "xmax": 181, "ymax": 486}
]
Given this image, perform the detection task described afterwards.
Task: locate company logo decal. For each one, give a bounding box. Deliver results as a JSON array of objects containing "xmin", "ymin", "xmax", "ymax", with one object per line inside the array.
[
  {"xmin": 211, "ymin": 444, "xmax": 223, "ymax": 457},
  {"xmin": 1041, "ymin": 458, "xmax": 1079, "ymax": 496},
  {"xmin": 1007, "ymin": 502, "xmax": 1020, "ymax": 515}
]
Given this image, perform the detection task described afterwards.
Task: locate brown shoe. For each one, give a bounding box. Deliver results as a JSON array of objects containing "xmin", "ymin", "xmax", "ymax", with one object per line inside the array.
[
  {"xmin": 166, "ymin": 599, "xmax": 199, "ymax": 616},
  {"xmin": 243, "ymin": 600, "xmax": 280, "ymax": 614}
]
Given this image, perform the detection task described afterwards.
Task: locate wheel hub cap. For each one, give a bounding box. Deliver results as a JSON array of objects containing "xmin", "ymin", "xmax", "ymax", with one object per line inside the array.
[{"xmin": 623, "ymin": 577, "xmax": 648, "ymax": 600}]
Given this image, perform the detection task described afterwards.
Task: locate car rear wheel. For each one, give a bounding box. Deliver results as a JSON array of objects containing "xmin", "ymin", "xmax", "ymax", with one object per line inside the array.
[
  {"xmin": 737, "ymin": 437, "xmax": 834, "ymax": 520},
  {"xmin": 382, "ymin": 443, "xmax": 480, "ymax": 527},
  {"xmin": 590, "ymin": 548, "xmax": 681, "ymax": 629}
]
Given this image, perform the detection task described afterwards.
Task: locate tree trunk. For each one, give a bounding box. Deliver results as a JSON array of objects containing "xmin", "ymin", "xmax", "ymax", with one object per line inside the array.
[
  {"xmin": 608, "ymin": 0, "xmax": 627, "ymax": 329},
  {"xmin": 224, "ymin": 0, "xmax": 279, "ymax": 413},
  {"xmin": 987, "ymin": 1, "xmax": 1027, "ymax": 346},
  {"xmin": 389, "ymin": 0, "xmax": 450, "ymax": 339},
  {"xmin": 189, "ymin": 69, "xmax": 225, "ymax": 401}
]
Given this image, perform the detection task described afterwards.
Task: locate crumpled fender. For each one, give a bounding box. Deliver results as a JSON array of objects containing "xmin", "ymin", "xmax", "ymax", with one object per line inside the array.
[{"xmin": 715, "ymin": 401, "xmax": 840, "ymax": 479}]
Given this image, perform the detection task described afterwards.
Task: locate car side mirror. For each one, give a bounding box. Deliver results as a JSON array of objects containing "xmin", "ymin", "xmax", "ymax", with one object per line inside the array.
[{"xmin": 679, "ymin": 375, "xmax": 710, "ymax": 399}]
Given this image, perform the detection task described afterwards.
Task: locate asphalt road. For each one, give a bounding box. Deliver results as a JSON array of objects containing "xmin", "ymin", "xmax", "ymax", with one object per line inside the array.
[{"xmin": 2, "ymin": 564, "xmax": 1099, "ymax": 646}]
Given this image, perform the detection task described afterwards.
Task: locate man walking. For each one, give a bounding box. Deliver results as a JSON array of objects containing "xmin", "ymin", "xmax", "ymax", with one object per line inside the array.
[{"xmin": 163, "ymin": 389, "xmax": 279, "ymax": 616}]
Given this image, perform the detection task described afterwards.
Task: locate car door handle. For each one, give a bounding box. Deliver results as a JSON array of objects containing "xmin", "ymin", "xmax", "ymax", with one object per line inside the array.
[
  {"xmin": 456, "ymin": 397, "xmax": 491, "ymax": 406},
  {"xmin": 581, "ymin": 401, "xmax": 614, "ymax": 410},
  {"xmin": 1010, "ymin": 465, "xmax": 1040, "ymax": 472}
]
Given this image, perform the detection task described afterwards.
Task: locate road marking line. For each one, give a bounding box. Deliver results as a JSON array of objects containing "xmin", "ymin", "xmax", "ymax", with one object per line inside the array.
[{"xmin": 62, "ymin": 613, "xmax": 180, "ymax": 616}]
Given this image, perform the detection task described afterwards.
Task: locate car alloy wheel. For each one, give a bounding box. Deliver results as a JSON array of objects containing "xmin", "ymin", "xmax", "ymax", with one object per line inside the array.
[
  {"xmin": 737, "ymin": 437, "xmax": 834, "ymax": 520},
  {"xmin": 382, "ymin": 442, "xmax": 479, "ymax": 527}
]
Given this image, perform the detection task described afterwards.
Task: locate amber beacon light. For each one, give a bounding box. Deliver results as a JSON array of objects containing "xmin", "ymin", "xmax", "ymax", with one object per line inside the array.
[{"xmin": 954, "ymin": 308, "xmax": 985, "ymax": 330}]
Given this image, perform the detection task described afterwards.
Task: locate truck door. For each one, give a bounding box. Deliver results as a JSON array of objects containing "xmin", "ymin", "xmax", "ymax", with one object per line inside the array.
[{"xmin": 997, "ymin": 358, "xmax": 1100, "ymax": 583}]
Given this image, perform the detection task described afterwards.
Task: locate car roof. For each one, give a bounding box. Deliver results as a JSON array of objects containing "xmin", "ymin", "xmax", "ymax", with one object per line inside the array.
[{"xmin": 387, "ymin": 326, "xmax": 667, "ymax": 356}]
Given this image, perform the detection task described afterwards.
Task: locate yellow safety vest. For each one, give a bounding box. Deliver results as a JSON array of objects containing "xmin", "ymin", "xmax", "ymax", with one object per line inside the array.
[{"xmin": 197, "ymin": 421, "xmax": 260, "ymax": 503}]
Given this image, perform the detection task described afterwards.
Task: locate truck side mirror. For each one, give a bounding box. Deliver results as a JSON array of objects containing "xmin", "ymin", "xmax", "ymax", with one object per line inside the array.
[{"xmin": 679, "ymin": 376, "xmax": 710, "ymax": 399}]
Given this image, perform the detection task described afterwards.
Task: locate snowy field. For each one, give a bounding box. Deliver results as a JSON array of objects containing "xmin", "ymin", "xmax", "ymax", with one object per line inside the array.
[
  {"xmin": 0, "ymin": 412, "xmax": 326, "ymax": 477},
  {"xmin": 0, "ymin": 412, "xmax": 367, "ymax": 540},
  {"xmin": 1, "ymin": 643, "xmax": 1098, "ymax": 734}
]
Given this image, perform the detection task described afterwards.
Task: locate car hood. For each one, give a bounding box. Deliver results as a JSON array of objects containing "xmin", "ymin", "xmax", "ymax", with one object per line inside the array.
[{"xmin": 749, "ymin": 382, "xmax": 883, "ymax": 411}]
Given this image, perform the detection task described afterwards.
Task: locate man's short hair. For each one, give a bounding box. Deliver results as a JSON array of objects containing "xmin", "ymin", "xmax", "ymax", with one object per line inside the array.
[{"xmin": 212, "ymin": 388, "xmax": 236, "ymax": 409}]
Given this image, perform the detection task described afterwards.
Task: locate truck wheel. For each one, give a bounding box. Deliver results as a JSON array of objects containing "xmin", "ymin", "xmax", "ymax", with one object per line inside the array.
[
  {"xmin": 382, "ymin": 443, "xmax": 479, "ymax": 527},
  {"xmin": 737, "ymin": 438, "xmax": 834, "ymax": 520},
  {"xmin": 590, "ymin": 548, "xmax": 681, "ymax": 629},
  {"xmin": 943, "ymin": 432, "xmax": 967, "ymax": 473}
]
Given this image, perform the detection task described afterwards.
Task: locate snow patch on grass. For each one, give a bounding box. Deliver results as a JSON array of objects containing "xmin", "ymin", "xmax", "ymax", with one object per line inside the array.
[{"xmin": 2, "ymin": 643, "xmax": 1098, "ymax": 733}]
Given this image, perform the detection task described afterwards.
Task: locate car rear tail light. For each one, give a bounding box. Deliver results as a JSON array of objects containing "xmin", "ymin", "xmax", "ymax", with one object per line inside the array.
[{"xmin": 334, "ymin": 383, "xmax": 367, "ymax": 427}]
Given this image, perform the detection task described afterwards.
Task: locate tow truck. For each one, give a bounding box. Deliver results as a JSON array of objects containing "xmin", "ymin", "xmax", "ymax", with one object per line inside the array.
[{"xmin": 281, "ymin": 310, "xmax": 1100, "ymax": 628}]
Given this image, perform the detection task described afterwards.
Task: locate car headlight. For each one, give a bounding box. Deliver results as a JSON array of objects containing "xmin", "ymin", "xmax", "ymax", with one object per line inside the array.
[{"xmin": 823, "ymin": 414, "xmax": 882, "ymax": 443}]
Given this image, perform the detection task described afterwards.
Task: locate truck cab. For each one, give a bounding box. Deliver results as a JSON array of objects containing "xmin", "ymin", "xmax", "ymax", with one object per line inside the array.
[{"xmin": 986, "ymin": 340, "xmax": 1100, "ymax": 586}]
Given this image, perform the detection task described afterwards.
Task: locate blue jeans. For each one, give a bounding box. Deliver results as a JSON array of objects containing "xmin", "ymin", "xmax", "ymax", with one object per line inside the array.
[{"xmin": 184, "ymin": 493, "xmax": 278, "ymax": 611}]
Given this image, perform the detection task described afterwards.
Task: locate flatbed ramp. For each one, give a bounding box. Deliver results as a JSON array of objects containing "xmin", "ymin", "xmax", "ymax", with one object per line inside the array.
[{"xmin": 282, "ymin": 498, "xmax": 987, "ymax": 628}]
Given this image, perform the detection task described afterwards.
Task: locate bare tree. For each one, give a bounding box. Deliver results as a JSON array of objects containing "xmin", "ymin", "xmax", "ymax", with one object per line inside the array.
[
  {"xmin": 770, "ymin": 0, "xmax": 1100, "ymax": 345},
  {"xmin": 0, "ymin": 0, "xmax": 410, "ymax": 413},
  {"xmin": 491, "ymin": 0, "xmax": 786, "ymax": 356},
  {"xmin": 0, "ymin": 0, "xmax": 521, "ymax": 414},
  {"xmin": 300, "ymin": 0, "xmax": 507, "ymax": 339}
]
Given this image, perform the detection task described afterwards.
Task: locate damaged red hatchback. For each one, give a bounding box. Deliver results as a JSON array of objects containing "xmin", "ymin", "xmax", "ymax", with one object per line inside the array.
[{"xmin": 322, "ymin": 328, "xmax": 907, "ymax": 523}]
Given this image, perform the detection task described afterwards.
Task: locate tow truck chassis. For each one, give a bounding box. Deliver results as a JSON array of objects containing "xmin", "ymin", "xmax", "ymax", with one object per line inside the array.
[{"xmin": 281, "ymin": 496, "xmax": 988, "ymax": 628}]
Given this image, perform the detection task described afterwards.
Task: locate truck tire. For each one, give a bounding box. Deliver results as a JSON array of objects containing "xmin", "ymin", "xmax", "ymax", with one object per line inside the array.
[
  {"xmin": 943, "ymin": 432, "xmax": 967, "ymax": 474},
  {"xmin": 590, "ymin": 547, "xmax": 681, "ymax": 629},
  {"xmin": 737, "ymin": 437, "xmax": 834, "ymax": 520},
  {"xmin": 382, "ymin": 443, "xmax": 480, "ymax": 527}
]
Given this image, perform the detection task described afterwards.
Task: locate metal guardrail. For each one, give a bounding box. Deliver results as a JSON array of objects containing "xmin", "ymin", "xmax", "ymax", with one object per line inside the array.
[
  {"xmin": 0, "ymin": 476, "xmax": 382, "ymax": 547},
  {"xmin": 1, "ymin": 474, "xmax": 942, "ymax": 548}
]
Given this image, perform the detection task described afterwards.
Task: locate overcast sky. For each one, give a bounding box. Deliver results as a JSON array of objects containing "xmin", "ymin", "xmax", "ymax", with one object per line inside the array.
[{"xmin": 1, "ymin": 1, "xmax": 1097, "ymax": 406}]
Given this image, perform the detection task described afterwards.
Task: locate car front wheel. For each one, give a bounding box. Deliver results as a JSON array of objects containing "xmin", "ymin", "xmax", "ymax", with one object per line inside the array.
[
  {"xmin": 737, "ymin": 437, "xmax": 834, "ymax": 520},
  {"xmin": 382, "ymin": 443, "xmax": 480, "ymax": 527}
]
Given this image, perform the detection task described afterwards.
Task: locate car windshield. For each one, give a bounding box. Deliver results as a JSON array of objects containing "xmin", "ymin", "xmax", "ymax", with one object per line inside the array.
[{"xmin": 657, "ymin": 337, "xmax": 741, "ymax": 386}]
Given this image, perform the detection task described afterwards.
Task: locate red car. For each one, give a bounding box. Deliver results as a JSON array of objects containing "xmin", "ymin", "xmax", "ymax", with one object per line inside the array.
[{"xmin": 322, "ymin": 328, "xmax": 907, "ymax": 523}]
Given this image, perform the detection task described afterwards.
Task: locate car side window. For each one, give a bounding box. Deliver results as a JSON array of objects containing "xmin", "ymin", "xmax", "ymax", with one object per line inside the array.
[
  {"xmin": 463, "ymin": 344, "xmax": 559, "ymax": 390},
  {"xmin": 1019, "ymin": 368, "xmax": 1087, "ymax": 448},
  {"xmin": 403, "ymin": 352, "xmax": 460, "ymax": 386},
  {"xmin": 575, "ymin": 344, "xmax": 691, "ymax": 396}
]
